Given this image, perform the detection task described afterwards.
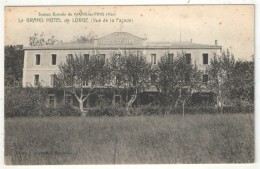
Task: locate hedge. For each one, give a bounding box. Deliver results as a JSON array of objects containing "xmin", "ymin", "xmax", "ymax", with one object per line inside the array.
[{"xmin": 5, "ymin": 88, "xmax": 254, "ymax": 117}]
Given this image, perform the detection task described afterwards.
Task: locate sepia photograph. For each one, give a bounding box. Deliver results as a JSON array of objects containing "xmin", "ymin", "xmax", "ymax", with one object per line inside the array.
[{"xmin": 3, "ymin": 4, "xmax": 255, "ymax": 165}]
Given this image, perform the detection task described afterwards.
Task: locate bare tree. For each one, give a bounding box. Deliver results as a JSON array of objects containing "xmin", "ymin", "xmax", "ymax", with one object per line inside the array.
[
  {"xmin": 29, "ymin": 32, "xmax": 61, "ymax": 46},
  {"xmin": 71, "ymin": 31, "xmax": 97, "ymax": 44}
]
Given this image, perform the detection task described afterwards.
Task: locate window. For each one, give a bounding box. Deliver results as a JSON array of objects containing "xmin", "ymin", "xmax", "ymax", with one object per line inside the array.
[
  {"xmin": 116, "ymin": 76, "xmax": 122, "ymax": 86},
  {"xmin": 67, "ymin": 54, "xmax": 73, "ymax": 59},
  {"xmin": 100, "ymin": 54, "xmax": 106, "ymax": 61},
  {"xmin": 132, "ymin": 78, "xmax": 137, "ymax": 86},
  {"xmin": 114, "ymin": 95, "xmax": 121, "ymax": 105},
  {"xmin": 185, "ymin": 53, "xmax": 191, "ymax": 64},
  {"xmin": 65, "ymin": 94, "xmax": 73, "ymax": 105},
  {"xmin": 48, "ymin": 95, "xmax": 56, "ymax": 108},
  {"xmin": 50, "ymin": 74, "xmax": 57, "ymax": 87},
  {"xmin": 51, "ymin": 54, "xmax": 57, "ymax": 65},
  {"xmin": 115, "ymin": 53, "xmax": 121, "ymax": 58},
  {"xmin": 82, "ymin": 95, "xmax": 90, "ymax": 109},
  {"xmin": 151, "ymin": 74, "xmax": 157, "ymax": 85},
  {"xmin": 99, "ymin": 54, "xmax": 106, "ymax": 65},
  {"xmin": 34, "ymin": 74, "xmax": 39, "ymax": 86},
  {"xmin": 35, "ymin": 54, "xmax": 41, "ymax": 65},
  {"xmin": 151, "ymin": 54, "xmax": 157, "ymax": 65},
  {"xmin": 203, "ymin": 54, "xmax": 208, "ymax": 64},
  {"xmin": 98, "ymin": 95, "xmax": 105, "ymax": 105},
  {"xmin": 84, "ymin": 54, "xmax": 89, "ymax": 62},
  {"xmin": 203, "ymin": 74, "xmax": 209, "ymax": 83},
  {"xmin": 91, "ymin": 81, "xmax": 96, "ymax": 86},
  {"xmin": 168, "ymin": 53, "xmax": 174, "ymax": 62},
  {"xmin": 185, "ymin": 73, "xmax": 190, "ymax": 83},
  {"xmin": 149, "ymin": 95, "xmax": 155, "ymax": 104},
  {"xmin": 83, "ymin": 80, "xmax": 89, "ymax": 87}
]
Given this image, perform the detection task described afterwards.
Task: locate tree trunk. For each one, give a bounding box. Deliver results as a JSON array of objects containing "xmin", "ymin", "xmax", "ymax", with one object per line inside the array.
[
  {"xmin": 126, "ymin": 89, "xmax": 138, "ymax": 113},
  {"xmin": 218, "ymin": 90, "xmax": 224, "ymax": 114},
  {"xmin": 126, "ymin": 96, "xmax": 136, "ymax": 110},
  {"xmin": 217, "ymin": 96, "xmax": 224, "ymax": 114},
  {"xmin": 79, "ymin": 99, "xmax": 85, "ymax": 116},
  {"xmin": 126, "ymin": 87, "xmax": 129, "ymax": 105},
  {"xmin": 71, "ymin": 88, "xmax": 87, "ymax": 117},
  {"xmin": 182, "ymin": 99, "xmax": 186, "ymax": 118},
  {"xmin": 174, "ymin": 87, "xmax": 182, "ymax": 109},
  {"xmin": 217, "ymin": 73, "xmax": 224, "ymax": 114}
]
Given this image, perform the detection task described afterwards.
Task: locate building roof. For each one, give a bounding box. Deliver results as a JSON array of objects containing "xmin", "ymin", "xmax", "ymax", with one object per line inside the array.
[
  {"xmin": 97, "ymin": 32, "xmax": 147, "ymax": 41},
  {"xmin": 24, "ymin": 43, "xmax": 95, "ymax": 50},
  {"xmin": 146, "ymin": 41, "xmax": 221, "ymax": 49},
  {"xmin": 23, "ymin": 32, "xmax": 222, "ymax": 50}
]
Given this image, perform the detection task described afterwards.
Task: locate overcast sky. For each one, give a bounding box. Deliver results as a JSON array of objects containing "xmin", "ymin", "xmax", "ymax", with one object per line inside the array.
[{"xmin": 5, "ymin": 5, "xmax": 254, "ymax": 60}]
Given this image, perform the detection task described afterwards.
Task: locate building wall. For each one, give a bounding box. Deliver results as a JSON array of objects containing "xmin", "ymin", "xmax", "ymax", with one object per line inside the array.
[
  {"xmin": 144, "ymin": 48, "xmax": 218, "ymax": 70},
  {"xmin": 23, "ymin": 48, "xmax": 220, "ymax": 87}
]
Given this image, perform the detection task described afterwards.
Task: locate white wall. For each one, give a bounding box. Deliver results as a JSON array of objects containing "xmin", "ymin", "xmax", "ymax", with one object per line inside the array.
[{"xmin": 22, "ymin": 48, "xmax": 221, "ymax": 87}]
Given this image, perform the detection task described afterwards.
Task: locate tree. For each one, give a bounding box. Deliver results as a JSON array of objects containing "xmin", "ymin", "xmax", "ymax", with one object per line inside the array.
[
  {"xmin": 71, "ymin": 31, "xmax": 97, "ymax": 44},
  {"xmin": 156, "ymin": 52, "xmax": 202, "ymax": 115},
  {"xmin": 56, "ymin": 52, "xmax": 109, "ymax": 115},
  {"xmin": 229, "ymin": 60, "xmax": 254, "ymax": 105},
  {"xmin": 207, "ymin": 49, "xmax": 236, "ymax": 113},
  {"xmin": 4, "ymin": 45, "xmax": 24, "ymax": 87},
  {"xmin": 109, "ymin": 50, "xmax": 152, "ymax": 111},
  {"xmin": 29, "ymin": 32, "xmax": 61, "ymax": 46}
]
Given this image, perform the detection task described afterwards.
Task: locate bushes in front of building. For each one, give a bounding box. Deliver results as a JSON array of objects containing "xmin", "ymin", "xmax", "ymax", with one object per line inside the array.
[
  {"xmin": 36, "ymin": 104, "xmax": 82, "ymax": 117},
  {"xmin": 5, "ymin": 87, "xmax": 82, "ymax": 117},
  {"xmin": 84, "ymin": 104, "xmax": 253, "ymax": 117},
  {"xmin": 56, "ymin": 104, "xmax": 81, "ymax": 116},
  {"xmin": 86, "ymin": 105, "xmax": 127, "ymax": 117},
  {"xmin": 5, "ymin": 87, "xmax": 49, "ymax": 117},
  {"xmin": 5, "ymin": 87, "xmax": 253, "ymax": 118}
]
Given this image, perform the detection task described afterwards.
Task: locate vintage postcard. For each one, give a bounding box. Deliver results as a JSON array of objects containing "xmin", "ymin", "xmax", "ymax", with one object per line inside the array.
[{"xmin": 3, "ymin": 5, "xmax": 254, "ymax": 165}]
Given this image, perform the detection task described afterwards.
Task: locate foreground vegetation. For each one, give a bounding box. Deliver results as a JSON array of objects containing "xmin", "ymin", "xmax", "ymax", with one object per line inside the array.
[{"xmin": 5, "ymin": 113, "xmax": 254, "ymax": 164}]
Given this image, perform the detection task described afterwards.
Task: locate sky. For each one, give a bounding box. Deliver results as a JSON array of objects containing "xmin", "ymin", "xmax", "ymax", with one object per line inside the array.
[{"xmin": 5, "ymin": 5, "xmax": 254, "ymax": 60}]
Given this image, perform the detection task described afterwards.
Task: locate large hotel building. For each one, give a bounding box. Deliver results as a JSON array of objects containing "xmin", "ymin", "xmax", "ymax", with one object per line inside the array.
[{"xmin": 23, "ymin": 32, "xmax": 222, "ymax": 108}]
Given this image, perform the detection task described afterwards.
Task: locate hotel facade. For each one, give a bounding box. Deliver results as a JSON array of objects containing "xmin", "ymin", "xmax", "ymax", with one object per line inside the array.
[{"xmin": 22, "ymin": 32, "xmax": 222, "ymax": 108}]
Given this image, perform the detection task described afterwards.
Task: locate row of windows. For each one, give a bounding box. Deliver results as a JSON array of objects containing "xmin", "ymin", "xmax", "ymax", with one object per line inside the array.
[
  {"xmin": 48, "ymin": 94, "xmax": 159, "ymax": 108},
  {"xmin": 150, "ymin": 53, "xmax": 208, "ymax": 65},
  {"xmin": 48, "ymin": 94, "xmax": 107, "ymax": 108},
  {"xmin": 34, "ymin": 53, "xmax": 209, "ymax": 66},
  {"xmin": 35, "ymin": 53, "xmax": 103, "ymax": 66},
  {"xmin": 35, "ymin": 74, "xmax": 209, "ymax": 87},
  {"xmin": 36, "ymin": 54, "xmax": 57, "ymax": 65},
  {"xmin": 34, "ymin": 74, "xmax": 57, "ymax": 86},
  {"xmin": 34, "ymin": 74, "xmax": 104, "ymax": 87},
  {"xmin": 48, "ymin": 94, "xmax": 73, "ymax": 108}
]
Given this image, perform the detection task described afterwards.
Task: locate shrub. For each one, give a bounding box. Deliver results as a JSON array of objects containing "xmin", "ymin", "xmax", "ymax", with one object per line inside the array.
[
  {"xmin": 5, "ymin": 87, "xmax": 82, "ymax": 117},
  {"xmin": 5, "ymin": 86, "xmax": 254, "ymax": 118},
  {"xmin": 223, "ymin": 105, "xmax": 254, "ymax": 114},
  {"xmin": 55, "ymin": 104, "xmax": 81, "ymax": 117},
  {"xmin": 134, "ymin": 105, "xmax": 165, "ymax": 116},
  {"xmin": 5, "ymin": 87, "xmax": 49, "ymax": 117},
  {"xmin": 86, "ymin": 105, "xmax": 127, "ymax": 117}
]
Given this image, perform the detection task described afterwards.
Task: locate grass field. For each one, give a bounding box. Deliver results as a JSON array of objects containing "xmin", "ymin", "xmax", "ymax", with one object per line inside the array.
[{"xmin": 5, "ymin": 114, "xmax": 254, "ymax": 164}]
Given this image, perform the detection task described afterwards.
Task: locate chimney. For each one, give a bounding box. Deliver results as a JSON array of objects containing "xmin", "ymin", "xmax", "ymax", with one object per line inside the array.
[{"xmin": 215, "ymin": 40, "xmax": 218, "ymax": 46}]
